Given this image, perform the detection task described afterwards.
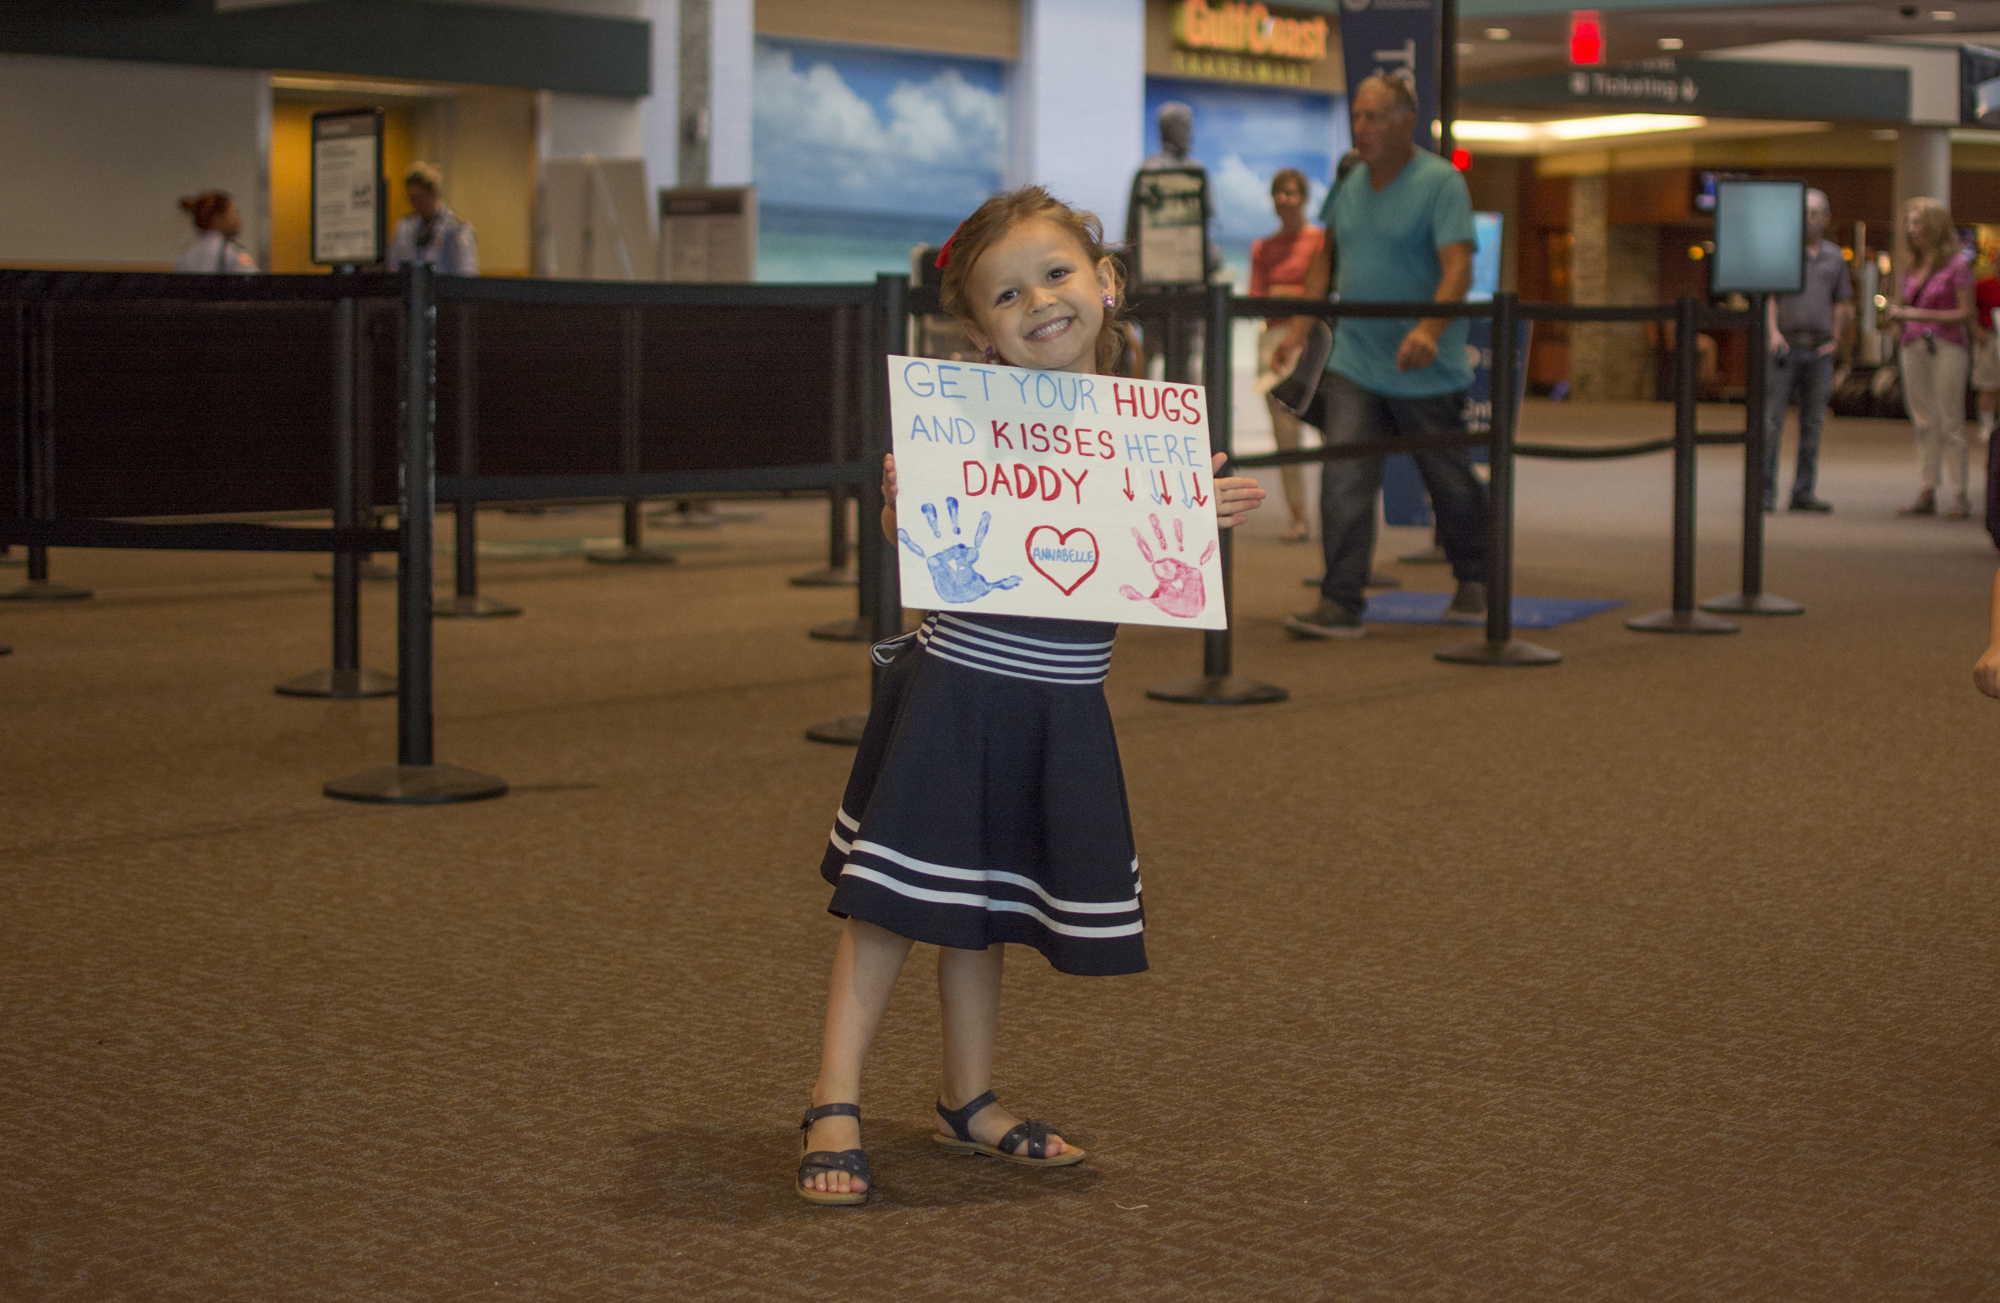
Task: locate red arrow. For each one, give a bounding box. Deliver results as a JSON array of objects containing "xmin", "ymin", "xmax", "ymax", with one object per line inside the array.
[
  {"xmin": 1121, "ymin": 468, "xmax": 1135, "ymax": 502},
  {"xmin": 1156, "ymin": 471, "xmax": 1173, "ymax": 505},
  {"xmin": 1189, "ymin": 474, "xmax": 1209, "ymax": 507}
]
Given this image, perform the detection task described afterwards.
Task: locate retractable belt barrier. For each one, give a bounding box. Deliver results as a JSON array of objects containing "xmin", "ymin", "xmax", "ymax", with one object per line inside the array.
[{"xmin": 2, "ymin": 266, "xmax": 900, "ymax": 798}]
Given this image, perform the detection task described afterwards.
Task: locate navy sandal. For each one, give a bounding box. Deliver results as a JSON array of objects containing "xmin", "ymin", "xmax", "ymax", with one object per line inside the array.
[
  {"xmin": 796, "ymin": 1102, "xmax": 871, "ymax": 1206},
  {"xmin": 932, "ymin": 1090, "xmax": 1086, "ymax": 1167}
]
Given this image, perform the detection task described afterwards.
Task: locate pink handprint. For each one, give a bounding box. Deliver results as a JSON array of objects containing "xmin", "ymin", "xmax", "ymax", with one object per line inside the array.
[{"xmin": 1119, "ymin": 514, "xmax": 1216, "ymax": 619}]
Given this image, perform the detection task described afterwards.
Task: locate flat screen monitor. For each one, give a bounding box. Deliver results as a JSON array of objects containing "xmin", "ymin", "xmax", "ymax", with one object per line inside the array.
[
  {"xmin": 1712, "ymin": 179, "xmax": 1806, "ymax": 295},
  {"xmin": 1469, "ymin": 212, "xmax": 1502, "ymax": 302}
]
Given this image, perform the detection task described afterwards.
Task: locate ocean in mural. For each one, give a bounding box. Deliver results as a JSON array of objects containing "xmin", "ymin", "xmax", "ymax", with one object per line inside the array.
[
  {"xmin": 1142, "ymin": 79, "xmax": 1347, "ymax": 290},
  {"xmin": 753, "ymin": 37, "xmax": 1007, "ymax": 283}
]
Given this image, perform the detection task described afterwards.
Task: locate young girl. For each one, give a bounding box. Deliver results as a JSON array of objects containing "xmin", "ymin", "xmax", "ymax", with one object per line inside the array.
[{"xmin": 795, "ymin": 187, "xmax": 1266, "ymax": 1204}]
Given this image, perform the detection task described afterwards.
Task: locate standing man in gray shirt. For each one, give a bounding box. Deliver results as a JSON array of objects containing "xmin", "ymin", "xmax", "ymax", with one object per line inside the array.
[{"xmin": 1765, "ymin": 188, "xmax": 1851, "ymax": 512}]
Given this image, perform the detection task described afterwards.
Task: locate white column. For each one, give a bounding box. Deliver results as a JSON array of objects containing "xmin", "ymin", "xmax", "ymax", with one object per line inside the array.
[
  {"xmin": 1893, "ymin": 125, "xmax": 1952, "ymax": 275},
  {"xmin": 1008, "ymin": 0, "xmax": 1145, "ymax": 226},
  {"xmin": 708, "ymin": 0, "xmax": 754, "ymax": 186},
  {"xmin": 638, "ymin": 0, "xmax": 679, "ymax": 193}
]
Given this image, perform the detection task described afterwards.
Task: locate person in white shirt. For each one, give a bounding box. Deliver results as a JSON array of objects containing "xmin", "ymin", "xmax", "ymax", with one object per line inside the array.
[
  {"xmin": 387, "ymin": 162, "xmax": 478, "ymax": 275},
  {"xmin": 174, "ymin": 191, "xmax": 257, "ymax": 274}
]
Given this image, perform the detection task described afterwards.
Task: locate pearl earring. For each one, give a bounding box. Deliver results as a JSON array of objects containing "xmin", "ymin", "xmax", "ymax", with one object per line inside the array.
[{"xmin": 1103, "ymin": 295, "xmax": 1116, "ymax": 308}]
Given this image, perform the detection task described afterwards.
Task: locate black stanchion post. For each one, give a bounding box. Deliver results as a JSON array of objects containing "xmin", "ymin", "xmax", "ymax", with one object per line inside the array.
[
  {"xmin": 1702, "ymin": 291, "xmax": 1803, "ymax": 616},
  {"xmin": 795, "ymin": 307, "xmax": 860, "ymax": 592},
  {"xmin": 1149, "ymin": 285, "xmax": 1288, "ymax": 704},
  {"xmin": 812, "ymin": 306, "xmax": 894, "ymax": 639},
  {"xmin": 279, "ymin": 288, "xmax": 398, "ymax": 697},
  {"xmin": 1437, "ymin": 293, "xmax": 1560, "ymax": 665},
  {"xmin": 3, "ymin": 303, "xmax": 91, "ymax": 602},
  {"xmin": 1629, "ymin": 296, "xmax": 1737, "ymax": 634},
  {"xmin": 437, "ymin": 301, "xmax": 519, "ymax": 617},
  {"xmin": 326, "ymin": 264, "xmax": 506, "ymax": 804},
  {"xmin": 809, "ymin": 275, "xmax": 905, "ymax": 744},
  {"xmin": 589, "ymin": 307, "xmax": 675, "ymax": 566}
]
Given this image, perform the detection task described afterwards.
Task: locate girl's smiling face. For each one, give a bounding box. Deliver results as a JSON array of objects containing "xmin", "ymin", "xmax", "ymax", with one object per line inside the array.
[{"xmin": 960, "ymin": 217, "xmax": 1115, "ymax": 375}]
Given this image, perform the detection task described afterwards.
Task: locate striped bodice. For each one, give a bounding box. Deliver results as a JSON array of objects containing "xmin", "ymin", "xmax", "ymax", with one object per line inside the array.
[{"xmin": 879, "ymin": 612, "xmax": 1116, "ymax": 686}]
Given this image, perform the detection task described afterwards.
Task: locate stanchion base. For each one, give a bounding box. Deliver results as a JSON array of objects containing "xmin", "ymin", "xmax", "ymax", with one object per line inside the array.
[
  {"xmin": 1, "ymin": 579, "xmax": 92, "ymax": 601},
  {"xmin": 1698, "ymin": 592, "xmax": 1804, "ymax": 616},
  {"xmin": 1398, "ymin": 545, "xmax": 1449, "ymax": 565},
  {"xmin": 1434, "ymin": 637, "xmax": 1563, "ymax": 666},
  {"xmin": 324, "ymin": 762, "xmax": 508, "ymax": 805},
  {"xmin": 790, "ymin": 566, "xmax": 858, "ymax": 588},
  {"xmin": 1145, "ymin": 674, "xmax": 1290, "ymax": 705},
  {"xmin": 809, "ymin": 615, "xmax": 918, "ymax": 642},
  {"xmin": 806, "ymin": 713, "xmax": 868, "ymax": 745},
  {"xmin": 1626, "ymin": 609, "xmax": 1739, "ymax": 634},
  {"xmin": 585, "ymin": 546, "xmax": 678, "ymax": 565},
  {"xmin": 316, "ymin": 562, "xmax": 396, "ymax": 583},
  {"xmin": 275, "ymin": 666, "xmax": 399, "ymax": 698},
  {"xmin": 433, "ymin": 594, "xmax": 523, "ymax": 619}
]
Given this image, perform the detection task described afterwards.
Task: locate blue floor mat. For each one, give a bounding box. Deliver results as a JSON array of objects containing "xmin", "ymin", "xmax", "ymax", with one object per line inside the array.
[{"xmin": 1362, "ymin": 591, "xmax": 1625, "ymax": 628}]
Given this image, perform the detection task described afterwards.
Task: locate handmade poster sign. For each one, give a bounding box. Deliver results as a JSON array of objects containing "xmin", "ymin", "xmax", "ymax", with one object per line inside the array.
[{"xmin": 887, "ymin": 357, "xmax": 1225, "ymax": 631}]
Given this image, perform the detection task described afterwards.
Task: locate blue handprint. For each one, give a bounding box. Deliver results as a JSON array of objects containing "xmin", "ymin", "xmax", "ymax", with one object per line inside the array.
[{"xmin": 898, "ymin": 496, "xmax": 1021, "ymax": 603}]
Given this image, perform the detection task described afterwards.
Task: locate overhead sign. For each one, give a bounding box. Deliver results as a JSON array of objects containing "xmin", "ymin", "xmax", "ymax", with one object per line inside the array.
[
  {"xmin": 887, "ymin": 357, "xmax": 1226, "ymax": 630},
  {"xmin": 1171, "ymin": 0, "xmax": 1330, "ymax": 86},
  {"xmin": 311, "ymin": 108, "xmax": 384, "ymax": 267},
  {"xmin": 1337, "ymin": 0, "xmax": 1440, "ymax": 150},
  {"xmin": 1464, "ymin": 57, "xmax": 1910, "ymax": 122}
]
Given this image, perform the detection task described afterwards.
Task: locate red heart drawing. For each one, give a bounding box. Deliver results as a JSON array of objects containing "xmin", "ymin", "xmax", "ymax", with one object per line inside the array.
[{"xmin": 1024, "ymin": 526, "xmax": 1100, "ymax": 596}]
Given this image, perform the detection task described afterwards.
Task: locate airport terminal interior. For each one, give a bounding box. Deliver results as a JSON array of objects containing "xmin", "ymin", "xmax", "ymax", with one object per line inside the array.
[{"xmin": 3, "ymin": 0, "xmax": 1999, "ymax": 1298}]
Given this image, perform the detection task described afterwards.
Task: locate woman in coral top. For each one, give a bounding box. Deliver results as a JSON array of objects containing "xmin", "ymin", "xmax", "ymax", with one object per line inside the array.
[{"xmin": 1251, "ymin": 168, "xmax": 1325, "ymax": 542}]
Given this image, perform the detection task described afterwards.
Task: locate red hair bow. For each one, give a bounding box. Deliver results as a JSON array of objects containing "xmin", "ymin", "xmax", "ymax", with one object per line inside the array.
[{"xmin": 935, "ymin": 220, "xmax": 968, "ymax": 269}]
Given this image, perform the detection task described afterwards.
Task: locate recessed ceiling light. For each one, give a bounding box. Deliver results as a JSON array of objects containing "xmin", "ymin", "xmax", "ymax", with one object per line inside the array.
[
  {"xmin": 1931, "ymin": 9, "xmax": 1957, "ymax": 18},
  {"xmin": 1485, "ymin": 27, "xmax": 1511, "ymax": 40},
  {"xmin": 1658, "ymin": 37, "xmax": 1684, "ymax": 50}
]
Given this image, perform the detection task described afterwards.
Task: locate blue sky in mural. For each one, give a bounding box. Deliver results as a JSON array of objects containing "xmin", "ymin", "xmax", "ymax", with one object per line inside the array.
[
  {"xmin": 1143, "ymin": 79, "xmax": 1347, "ymax": 283},
  {"xmin": 754, "ymin": 37, "xmax": 1006, "ymax": 280}
]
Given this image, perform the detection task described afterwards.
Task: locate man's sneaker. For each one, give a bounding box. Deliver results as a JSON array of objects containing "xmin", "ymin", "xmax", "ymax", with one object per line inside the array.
[
  {"xmin": 1442, "ymin": 581, "xmax": 1487, "ymax": 624},
  {"xmin": 1789, "ymin": 496, "xmax": 1832, "ymax": 513},
  {"xmin": 1285, "ymin": 599, "xmax": 1364, "ymax": 639}
]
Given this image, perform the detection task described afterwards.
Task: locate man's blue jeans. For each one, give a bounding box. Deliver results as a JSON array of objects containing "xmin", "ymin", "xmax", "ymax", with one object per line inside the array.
[
  {"xmin": 1765, "ymin": 347, "xmax": 1834, "ymax": 502},
  {"xmin": 1316, "ymin": 370, "xmax": 1488, "ymax": 615}
]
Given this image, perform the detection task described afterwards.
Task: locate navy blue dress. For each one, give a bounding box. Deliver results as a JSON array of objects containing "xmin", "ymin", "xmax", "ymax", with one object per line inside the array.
[{"xmin": 819, "ymin": 611, "xmax": 1146, "ymax": 976}]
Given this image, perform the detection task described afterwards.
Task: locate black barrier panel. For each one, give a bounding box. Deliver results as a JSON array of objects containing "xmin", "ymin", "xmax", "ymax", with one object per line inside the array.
[
  {"xmin": 636, "ymin": 305, "xmax": 842, "ymax": 473},
  {"xmin": 3, "ymin": 305, "xmax": 21, "ymax": 519},
  {"xmin": 47, "ymin": 301, "xmax": 341, "ymax": 517},
  {"xmin": 441, "ymin": 303, "xmax": 625, "ymax": 477}
]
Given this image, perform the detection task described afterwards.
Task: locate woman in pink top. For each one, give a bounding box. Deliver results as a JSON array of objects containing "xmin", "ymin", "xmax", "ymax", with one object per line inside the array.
[
  {"xmin": 1886, "ymin": 197, "xmax": 1976, "ymax": 518},
  {"xmin": 1251, "ymin": 169, "xmax": 1326, "ymax": 541}
]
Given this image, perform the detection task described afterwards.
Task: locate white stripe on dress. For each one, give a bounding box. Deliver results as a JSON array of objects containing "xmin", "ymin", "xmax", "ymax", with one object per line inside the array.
[
  {"xmin": 850, "ymin": 838, "xmax": 1139, "ymax": 915},
  {"xmin": 837, "ymin": 864, "xmax": 1146, "ymax": 938}
]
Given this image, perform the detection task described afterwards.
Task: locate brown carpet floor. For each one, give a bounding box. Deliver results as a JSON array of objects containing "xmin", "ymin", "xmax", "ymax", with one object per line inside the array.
[{"xmin": 2, "ymin": 403, "xmax": 1997, "ymax": 1301}]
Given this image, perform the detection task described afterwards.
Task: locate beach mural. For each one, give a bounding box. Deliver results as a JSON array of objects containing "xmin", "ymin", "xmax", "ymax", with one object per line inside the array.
[
  {"xmin": 753, "ymin": 37, "xmax": 1007, "ymax": 282},
  {"xmin": 1142, "ymin": 78, "xmax": 1347, "ymax": 289}
]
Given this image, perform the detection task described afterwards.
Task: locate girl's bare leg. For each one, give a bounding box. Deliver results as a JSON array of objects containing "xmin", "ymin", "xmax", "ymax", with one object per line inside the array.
[
  {"xmin": 803, "ymin": 918, "xmax": 913, "ymax": 1195},
  {"xmin": 934, "ymin": 944, "xmax": 1068, "ymax": 1157}
]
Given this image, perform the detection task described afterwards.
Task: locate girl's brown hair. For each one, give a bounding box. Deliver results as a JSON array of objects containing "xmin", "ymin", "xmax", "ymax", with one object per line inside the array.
[
  {"xmin": 179, "ymin": 191, "xmax": 233, "ymax": 231},
  {"xmin": 1270, "ymin": 167, "xmax": 1308, "ymax": 198},
  {"xmin": 938, "ymin": 186, "xmax": 1129, "ymax": 376}
]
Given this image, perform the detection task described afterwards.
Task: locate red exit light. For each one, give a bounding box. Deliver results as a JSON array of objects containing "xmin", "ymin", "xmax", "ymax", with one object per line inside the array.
[
  {"xmin": 1451, "ymin": 148, "xmax": 1472, "ymax": 171},
  {"xmin": 1569, "ymin": 10, "xmax": 1604, "ymax": 65}
]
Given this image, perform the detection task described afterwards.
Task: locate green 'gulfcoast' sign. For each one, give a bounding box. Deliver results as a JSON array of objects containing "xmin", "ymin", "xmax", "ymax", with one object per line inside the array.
[{"xmin": 1464, "ymin": 57, "xmax": 1910, "ymax": 123}]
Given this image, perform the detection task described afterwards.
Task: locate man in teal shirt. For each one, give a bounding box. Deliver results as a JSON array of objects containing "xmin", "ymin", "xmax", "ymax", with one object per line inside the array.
[{"xmin": 1275, "ymin": 73, "xmax": 1488, "ymax": 638}]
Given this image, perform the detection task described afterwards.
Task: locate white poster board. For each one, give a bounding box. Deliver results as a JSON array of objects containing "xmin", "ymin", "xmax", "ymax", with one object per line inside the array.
[
  {"xmin": 887, "ymin": 356, "xmax": 1225, "ymax": 631},
  {"xmin": 658, "ymin": 186, "xmax": 757, "ymax": 282},
  {"xmin": 540, "ymin": 156, "xmax": 653, "ymax": 280},
  {"xmin": 311, "ymin": 109, "xmax": 382, "ymax": 266}
]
